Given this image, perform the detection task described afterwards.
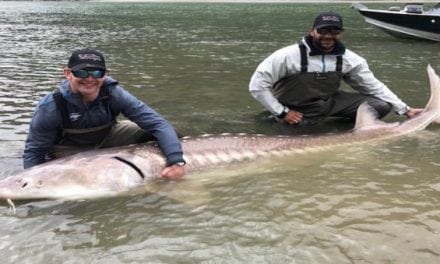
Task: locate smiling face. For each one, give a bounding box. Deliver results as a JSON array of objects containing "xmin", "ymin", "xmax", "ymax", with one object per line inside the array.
[
  {"xmin": 310, "ymin": 27, "xmax": 343, "ymax": 53},
  {"xmin": 64, "ymin": 68, "xmax": 106, "ymax": 103}
]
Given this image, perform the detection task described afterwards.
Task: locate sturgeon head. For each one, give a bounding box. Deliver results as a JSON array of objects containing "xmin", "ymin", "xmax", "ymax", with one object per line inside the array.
[{"xmin": 0, "ymin": 144, "xmax": 166, "ymax": 200}]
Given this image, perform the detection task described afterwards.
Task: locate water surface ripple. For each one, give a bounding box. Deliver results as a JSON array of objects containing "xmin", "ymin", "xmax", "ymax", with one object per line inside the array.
[{"xmin": 0, "ymin": 2, "xmax": 440, "ymax": 263}]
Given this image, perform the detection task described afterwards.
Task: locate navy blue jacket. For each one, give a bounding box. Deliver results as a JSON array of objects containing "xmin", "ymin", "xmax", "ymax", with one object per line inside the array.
[{"xmin": 23, "ymin": 77, "xmax": 184, "ymax": 169}]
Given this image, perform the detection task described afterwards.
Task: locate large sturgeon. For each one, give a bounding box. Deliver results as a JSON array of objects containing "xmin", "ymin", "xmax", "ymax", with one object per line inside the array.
[{"xmin": 1, "ymin": 65, "xmax": 440, "ymax": 205}]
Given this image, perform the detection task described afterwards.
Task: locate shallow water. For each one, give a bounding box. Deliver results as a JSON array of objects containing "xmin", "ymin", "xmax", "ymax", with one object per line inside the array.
[{"xmin": 0, "ymin": 1, "xmax": 440, "ymax": 263}]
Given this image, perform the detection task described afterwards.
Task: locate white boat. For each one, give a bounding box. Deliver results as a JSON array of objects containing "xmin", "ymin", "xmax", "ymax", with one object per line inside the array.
[{"xmin": 351, "ymin": 2, "xmax": 440, "ymax": 42}]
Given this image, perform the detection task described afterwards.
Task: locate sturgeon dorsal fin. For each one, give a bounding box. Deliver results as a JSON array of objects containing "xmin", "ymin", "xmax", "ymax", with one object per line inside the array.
[{"xmin": 354, "ymin": 102, "xmax": 389, "ymax": 131}]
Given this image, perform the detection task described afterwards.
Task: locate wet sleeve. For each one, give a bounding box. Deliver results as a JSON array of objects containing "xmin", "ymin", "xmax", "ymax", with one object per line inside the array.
[
  {"xmin": 22, "ymin": 102, "xmax": 61, "ymax": 169},
  {"xmin": 112, "ymin": 87, "xmax": 184, "ymax": 165},
  {"xmin": 249, "ymin": 46, "xmax": 297, "ymax": 116},
  {"xmin": 343, "ymin": 51, "xmax": 408, "ymax": 114}
]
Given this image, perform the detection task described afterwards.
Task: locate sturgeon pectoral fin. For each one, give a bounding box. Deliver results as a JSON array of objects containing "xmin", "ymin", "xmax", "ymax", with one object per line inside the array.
[{"xmin": 354, "ymin": 102, "xmax": 388, "ymax": 131}]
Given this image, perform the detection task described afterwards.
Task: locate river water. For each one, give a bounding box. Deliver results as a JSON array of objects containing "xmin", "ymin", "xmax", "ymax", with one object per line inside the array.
[{"xmin": 1, "ymin": 1, "xmax": 440, "ymax": 263}]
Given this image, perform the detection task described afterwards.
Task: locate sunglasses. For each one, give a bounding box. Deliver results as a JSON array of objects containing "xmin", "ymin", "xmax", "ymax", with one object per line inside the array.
[
  {"xmin": 316, "ymin": 28, "xmax": 342, "ymax": 35},
  {"xmin": 71, "ymin": 69, "xmax": 106, "ymax": 79}
]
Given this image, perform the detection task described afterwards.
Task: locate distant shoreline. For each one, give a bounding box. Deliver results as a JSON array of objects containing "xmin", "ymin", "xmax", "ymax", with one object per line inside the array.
[{"xmin": 92, "ymin": 0, "xmax": 438, "ymax": 3}]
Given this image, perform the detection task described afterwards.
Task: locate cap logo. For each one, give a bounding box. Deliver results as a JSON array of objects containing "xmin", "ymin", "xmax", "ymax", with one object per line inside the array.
[
  {"xmin": 78, "ymin": 53, "xmax": 101, "ymax": 61},
  {"xmin": 321, "ymin": 15, "xmax": 340, "ymax": 22}
]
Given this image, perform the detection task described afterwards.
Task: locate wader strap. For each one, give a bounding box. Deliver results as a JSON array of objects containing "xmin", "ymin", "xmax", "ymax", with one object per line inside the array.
[
  {"xmin": 52, "ymin": 90, "xmax": 71, "ymax": 128},
  {"xmin": 299, "ymin": 44, "xmax": 308, "ymax": 73},
  {"xmin": 62, "ymin": 122, "xmax": 114, "ymax": 135},
  {"xmin": 100, "ymin": 85, "xmax": 114, "ymax": 119},
  {"xmin": 336, "ymin": 55, "xmax": 343, "ymax": 72},
  {"xmin": 299, "ymin": 44, "xmax": 343, "ymax": 73},
  {"xmin": 52, "ymin": 85, "xmax": 114, "ymax": 129}
]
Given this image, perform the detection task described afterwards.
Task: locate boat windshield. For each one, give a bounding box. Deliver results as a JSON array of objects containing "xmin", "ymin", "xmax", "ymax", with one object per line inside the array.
[
  {"xmin": 403, "ymin": 4, "xmax": 424, "ymax": 14},
  {"xmin": 432, "ymin": 3, "xmax": 440, "ymax": 14}
]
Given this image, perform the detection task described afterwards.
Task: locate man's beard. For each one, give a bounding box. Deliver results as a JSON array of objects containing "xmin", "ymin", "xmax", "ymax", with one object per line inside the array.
[{"xmin": 313, "ymin": 36, "xmax": 336, "ymax": 52}]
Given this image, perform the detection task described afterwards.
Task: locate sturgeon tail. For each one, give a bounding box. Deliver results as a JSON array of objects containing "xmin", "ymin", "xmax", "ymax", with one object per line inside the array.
[
  {"xmin": 355, "ymin": 65, "xmax": 440, "ymax": 134},
  {"xmin": 424, "ymin": 65, "xmax": 440, "ymax": 122}
]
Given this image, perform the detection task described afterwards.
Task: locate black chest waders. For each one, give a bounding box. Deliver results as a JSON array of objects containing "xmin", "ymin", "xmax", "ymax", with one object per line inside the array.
[
  {"xmin": 272, "ymin": 44, "xmax": 343, "ymax": 118},
  {"xmin": 52, "ymin": 86, "xmax": 116, "ymax": 147}
]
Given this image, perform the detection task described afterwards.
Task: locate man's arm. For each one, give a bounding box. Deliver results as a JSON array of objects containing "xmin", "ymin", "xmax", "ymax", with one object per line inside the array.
[
  {"xmin": 112, "ymin": 86, "xmax": 185, "ymax": 166},
  {"xmin": 251, "ymin": 41, "xmax": 350, "ymax": 124},
  {"xmin": 343, "ymin": 53, "xmax": 409, "ymax": 114},
  {"xmin": 249, "ymin": 45, "xmax": 298, "ymax": 117},
  {"xmin": 23, "ymin": 98, "xmax": 60, "ymax": 168}
]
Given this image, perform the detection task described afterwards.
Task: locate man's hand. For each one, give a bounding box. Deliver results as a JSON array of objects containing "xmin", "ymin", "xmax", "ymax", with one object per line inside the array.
[
  {"xmin": 160, "ymin": 164, "xmax": 186, "ymax": 180},
  {"xmin": 405, "ymin": 107, "xmax": 424, "ymax": 119},
  {"xmin": 283, "ymin": 109, "xmax": 304, "ymax": 125}
]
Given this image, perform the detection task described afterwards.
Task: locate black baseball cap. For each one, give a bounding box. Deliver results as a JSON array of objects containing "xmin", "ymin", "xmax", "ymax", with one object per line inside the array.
[
  {"xmin": 67, "ymin": 49, "xmax": 106, "ymax": 71},
  {"xmin": 313, "ymin": 12, "xmax": 343, "ymax": 30}
]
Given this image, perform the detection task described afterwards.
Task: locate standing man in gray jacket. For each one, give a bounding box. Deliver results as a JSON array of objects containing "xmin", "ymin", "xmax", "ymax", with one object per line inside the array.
[
  {"xmin": 23, "ymin": 49, "xmax": 185, "ymax": 179},
  {"xmin": 249, "ymin": 11, "xmax": 422, "ymax": 125}
]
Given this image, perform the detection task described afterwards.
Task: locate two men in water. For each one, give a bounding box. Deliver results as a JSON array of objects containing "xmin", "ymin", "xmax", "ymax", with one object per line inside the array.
[{"xmin": 23, "ymin": 12, "xmax": 422, "ymax": 174}]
